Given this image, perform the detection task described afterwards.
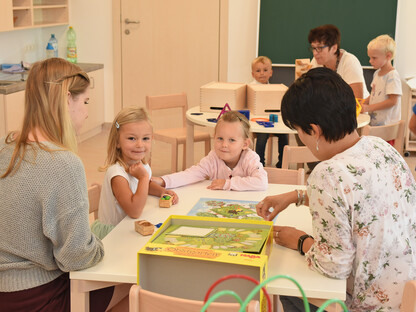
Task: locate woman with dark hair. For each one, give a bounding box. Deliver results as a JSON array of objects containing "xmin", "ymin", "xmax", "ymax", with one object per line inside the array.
[
  {"xmin": 308, "ymin": 24, "xmax": 369, "ymax": 99},
  {"xmin": 256, "ymin": 67, "xmax": 416, "ymax": 311}
]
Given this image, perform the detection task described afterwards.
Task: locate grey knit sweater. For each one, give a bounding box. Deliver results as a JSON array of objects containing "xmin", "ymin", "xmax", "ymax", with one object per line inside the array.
[{"xmin": 0, "ymin": 140, "xmax": 104, "ymax": 291}]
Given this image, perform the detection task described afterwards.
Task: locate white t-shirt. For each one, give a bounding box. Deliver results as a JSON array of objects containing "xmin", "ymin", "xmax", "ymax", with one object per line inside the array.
[
  {"xmin": 98, "ymin": 162, "xmax": 152, "ymax": 226},
  {"xmin": 369, "ymin": 68, "xmax": 402, "ymax": 126},
  {"xmin": 311, "ymin": 49, "xmax": 369, "ymax": 98}
]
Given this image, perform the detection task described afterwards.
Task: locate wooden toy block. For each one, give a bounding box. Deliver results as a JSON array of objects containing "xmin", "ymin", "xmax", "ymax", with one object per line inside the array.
[
  {"xmin": 295, "ymin": 58, "xmax": 312, "ymax": 80},
  {"xmin": 159, "ymin": 194, "xmax": 173, "ymax": 208},
  {"xmin": 200, "ymin": 81, "xmax": 246, "ymax": 112},
  {"xmin": 135, "ymin": 220, "xmax": 155, "ymax": 236}
]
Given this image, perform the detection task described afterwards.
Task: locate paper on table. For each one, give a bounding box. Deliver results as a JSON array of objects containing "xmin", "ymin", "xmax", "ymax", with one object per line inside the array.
[
  {"xmin": 406, "ymin": 77, "xmax": 416, "ymax": 90},
  {"xmin": 169, "ymin": 226, "xmax": 215, "ymax": 237}
]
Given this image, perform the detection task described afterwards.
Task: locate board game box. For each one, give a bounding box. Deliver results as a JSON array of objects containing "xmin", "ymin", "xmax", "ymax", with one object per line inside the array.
[{"xmin": 137, "ymin": 215, "xmax": 273, "ymax": 311}]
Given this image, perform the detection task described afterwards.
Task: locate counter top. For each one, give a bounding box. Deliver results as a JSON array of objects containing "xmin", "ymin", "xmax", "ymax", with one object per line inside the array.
[{"xmin": 0, "ymin": 63, "xmax": 104, "ymax": 95}]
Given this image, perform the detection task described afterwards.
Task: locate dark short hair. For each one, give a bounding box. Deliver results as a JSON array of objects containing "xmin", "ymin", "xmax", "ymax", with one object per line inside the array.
[
  {"xmin": 281, "ymin": 67, "xmax": 357, "ymax": 142},
  {"xmin": 308, "ymin": 24, "xmax": 341, "ymax": 56}
]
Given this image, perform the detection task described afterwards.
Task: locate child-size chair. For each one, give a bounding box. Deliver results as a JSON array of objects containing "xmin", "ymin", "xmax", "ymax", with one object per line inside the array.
[
  {"xmin": 87, "ymin": 183, "xmax": 101, "ymax": 222},
  {"xmin": 264, "ymin": 167, "xmax": 305, "ymax": 185},
  {"xmin": 146, "ymin": 92, "xmax": 211, "ymax": 173},
  {"xmin": 129, "ymin": 285, "xmax": 259, "ymax": 312},
  {"xmin": 361, "ymin": 120, "xmax": 405, "ymax": 154},
  {"xmin": 281, "ymin": 145, "xmax": 319, "ymax": 170}
]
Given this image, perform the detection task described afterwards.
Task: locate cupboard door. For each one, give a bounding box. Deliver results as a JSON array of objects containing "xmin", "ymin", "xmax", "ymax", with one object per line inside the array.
[
  {"xmin": 0, "ymin": 0, "xmax": 13, "ymax": 31},
  {"xmin": 4, "ymin": 90, "xmax": 25, "ymax": 134}
]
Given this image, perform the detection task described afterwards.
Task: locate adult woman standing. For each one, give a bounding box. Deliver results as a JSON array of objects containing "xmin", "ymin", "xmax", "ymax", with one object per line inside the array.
[
  {"xmin": 0, "ymin": 58, "xmax": 108, "ymax": 311},
  {"xmin": 309, "ymin": 24, "xmax": 369, "ymax": 99},
  {"xmin": 256, "ymin": 68, "xmax": 416, "ymax": 311}
]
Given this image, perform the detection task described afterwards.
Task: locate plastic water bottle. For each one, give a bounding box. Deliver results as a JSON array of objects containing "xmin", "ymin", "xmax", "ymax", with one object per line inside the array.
[
  {"xmin": 66, "ymin": 26, "xmax": 77, "ymax": 63},
  {"xmin": 48, "ymin": 34, "xmax": 58, "ymax": 57},
  {"xmin": 45, "ymin": 42, "xmax": 54, "ymax": 59}
]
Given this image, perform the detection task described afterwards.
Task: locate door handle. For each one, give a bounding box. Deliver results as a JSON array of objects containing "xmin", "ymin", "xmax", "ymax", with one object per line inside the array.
[{"xmin": 125, "ymin": 18, "xmax": 140, "ymax": 24}]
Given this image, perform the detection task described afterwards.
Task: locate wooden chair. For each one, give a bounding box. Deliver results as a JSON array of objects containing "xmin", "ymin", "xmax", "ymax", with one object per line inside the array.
[
  {"xmin": 265, "ymin": 167, "xmax": 305, "ymax": 185},
  {"xmin": 401, "ymin": 280, "xmax": 416, "ymax": 312},
  {"xmin": 361, "ymin": 120, "xmax": 405, "ymax": 154},
  {"xmin": 129, "ymin": 285, "xmax": 259, "ymax": 312},
  {"xmin": 146, "ymin": 92, "xmax": 211, "ymax": 173},
  {"xmin": 281, "ymin": 145, "xmax": 319, "ymax": 170},
  {"xmin": 87, "ymin": 183, "xmax": 102, "ymax": 222}
]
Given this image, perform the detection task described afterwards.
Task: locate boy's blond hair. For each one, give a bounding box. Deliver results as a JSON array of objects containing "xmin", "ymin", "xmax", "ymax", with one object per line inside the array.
[
  {"xmin": 251, "ymin": 56, "xmax": 272, "ymax": 70},
  {"xmin": 367, "ymin": 34, "xmax": 396, "ymax": 59},
  {"xmin": 102, "ymin": 107, "xmax": 152, "ymax": 171}
]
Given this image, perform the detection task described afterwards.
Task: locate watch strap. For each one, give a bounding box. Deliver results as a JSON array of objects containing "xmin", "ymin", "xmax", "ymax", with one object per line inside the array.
[{"xmin": 297, "ymin": 234, "xmax": 313, "ymax": 256}]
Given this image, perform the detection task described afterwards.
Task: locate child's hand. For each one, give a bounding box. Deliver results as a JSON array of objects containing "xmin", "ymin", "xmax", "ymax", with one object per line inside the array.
[
  {"xmin": 164, "ymin": 190, "xmax": 179, "ymax": 204},
  {"xmin": 361, "ymin": 103, "xmax": 370, "ymax": 113},
  {"xmin": 151, "ymin": 177, "xmax": 166, "ymax": 187},
  {"xmin": 207, "ymin": 179, "xmax": 226, "ymax": 190},
  {"xmin": 128, "ymin": 162, "xmax": 149, "ymax": 180}
]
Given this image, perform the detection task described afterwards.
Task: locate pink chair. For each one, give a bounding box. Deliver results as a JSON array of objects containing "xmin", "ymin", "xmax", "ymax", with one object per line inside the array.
[{"xmin": 129, "ymin": 285, "xmax": 259, "ymax": 312}]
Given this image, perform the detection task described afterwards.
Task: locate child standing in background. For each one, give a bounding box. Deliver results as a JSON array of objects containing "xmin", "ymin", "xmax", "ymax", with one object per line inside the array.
[
  {"xmin": 152, "ymin": 111, "xmax": 267, "ymax": 191},
  {"xmin": 362, "ymin": 34, "xmax": 402, "ymax": 128},
  {"xmin": 251, "ymin": 56, "xmax": 288, "ymax": 168},
  {"xmin": 91, "ymin": 107, "xmax": 178, "ymax": 239}
]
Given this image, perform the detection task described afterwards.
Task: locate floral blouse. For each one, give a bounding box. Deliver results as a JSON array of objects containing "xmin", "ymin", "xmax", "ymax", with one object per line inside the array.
[{"xmin": 306, "ymin": 136, "xmax": 416, "ymax": 311}]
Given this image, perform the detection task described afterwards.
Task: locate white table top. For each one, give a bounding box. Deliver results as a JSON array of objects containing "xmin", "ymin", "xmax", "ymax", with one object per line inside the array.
[
  {"xmin": 187, "ymin": 106, "xmax": 370, "ymax": 135},
  {"xmin": 70, "ymin": 181, "xmax": 346, "ymax": 300}
]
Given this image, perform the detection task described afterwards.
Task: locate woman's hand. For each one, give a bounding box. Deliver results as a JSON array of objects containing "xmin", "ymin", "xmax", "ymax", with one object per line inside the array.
[
  {"xmin": 128, "ymin": 162, "xmax": 149, "ymax": 180},
  {"xmin": 273, "ymin": 226, "xmax": 306, "ymax": 250},
  {"xmin": 207, "ymin": 179, "xmax": 226, "ymax": 190},
  {"xmin": 163, "ymin": 189, "xmax": 179, "ymax": 205},
  {"xmin": 256, "ymin": 191, "xmax": 297, "ymax": 221}
]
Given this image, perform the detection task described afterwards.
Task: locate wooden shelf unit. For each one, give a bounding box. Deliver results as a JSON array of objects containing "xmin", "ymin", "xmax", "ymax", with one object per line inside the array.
[{"xmin": 0, "ymin": 0, "xmax": 69, "ymax": 31}]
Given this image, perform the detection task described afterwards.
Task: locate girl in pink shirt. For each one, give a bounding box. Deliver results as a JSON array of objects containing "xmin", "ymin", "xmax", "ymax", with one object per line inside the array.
[{"xmin": 152, "ymin": 111, "xmax": 267, "ymax": 191}]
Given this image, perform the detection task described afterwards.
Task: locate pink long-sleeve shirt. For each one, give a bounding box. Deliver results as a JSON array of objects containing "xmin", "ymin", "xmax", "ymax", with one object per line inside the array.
[{"xmin": 162, "ymin": 149, "xmax": 267, "ymax": 191}]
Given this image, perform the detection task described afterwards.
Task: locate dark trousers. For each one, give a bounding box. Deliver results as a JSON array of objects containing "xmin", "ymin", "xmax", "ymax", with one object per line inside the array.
[
  {"xmin": 280, "ymin": 296, "xmax": 319, "ymax": 311},
  {"xmin": 0, "ymin": 273, "xmax": 114, "ymax": 312},
  {"xmin": 255, "ymin": 133, "xmax": 288, "ymax": 168}
]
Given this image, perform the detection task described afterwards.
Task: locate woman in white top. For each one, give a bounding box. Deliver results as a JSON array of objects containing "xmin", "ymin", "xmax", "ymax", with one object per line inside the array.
[{"xmin": 309, "ymin": 24, "xmax": 369, "ymax": 99}]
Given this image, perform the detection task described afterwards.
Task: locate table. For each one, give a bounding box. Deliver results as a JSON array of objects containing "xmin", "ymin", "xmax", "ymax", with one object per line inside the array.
[
  {"xmin": 70, "ymin": 181, "xmax": 346, "ymax": 312},
  {"xmin": 186, "ymin": 106, "xmax": 371, "ymax": 167}
]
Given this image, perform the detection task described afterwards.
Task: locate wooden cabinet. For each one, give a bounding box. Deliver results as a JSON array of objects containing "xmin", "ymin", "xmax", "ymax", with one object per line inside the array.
[
  {"xmin": 2, "ymin": 90, "xmax": 25, "ymax": 135},
  {"xmin": 0, "ymin": 0, "xmax": 68, "ymax": 32},
  {"xmin": 0, "ymin": 68, "xmax": 104, "ymax": 143},
  {"xmin": 78, "ymin": 69, "xmax": 105, "ymax": 142}
]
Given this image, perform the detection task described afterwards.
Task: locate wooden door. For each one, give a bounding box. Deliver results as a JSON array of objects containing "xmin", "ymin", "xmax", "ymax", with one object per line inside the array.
[{"xmin": 120, "ymin": 0, "xmax": 221, "ymax": 110}]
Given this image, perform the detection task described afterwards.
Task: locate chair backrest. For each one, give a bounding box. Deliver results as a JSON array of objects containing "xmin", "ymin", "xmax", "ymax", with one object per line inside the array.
[
  {"xmin": 281, "ymin": 146, "xmax": 319, "ymax": 170},
  {"xmin": 87, "ymin": 183, "xmax": 102, "ymax": 221},
  {"xmin": 129, "ymin": 285, "xmax": 259, "ymax": 312},
  {"xmin": 265, "ymin": 167, "xmax": 305, "ymax": 185},
  {"xmin": 401, "ymin": 280, "xmax": 416, "ymax": 312},
  {"xmin": 146, "ymin": 92, "xmax": 188, "ymax": 128},
  {"xmin": 361, "ymin": 120, "xmax": 405, "ymax": 154}
]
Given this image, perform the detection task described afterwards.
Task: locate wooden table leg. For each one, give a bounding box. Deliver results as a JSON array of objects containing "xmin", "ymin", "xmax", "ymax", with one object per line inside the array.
[
  {"xmin": 70, "ymin": 280, "xmax": 122, "ymax": 312},
  {"xmin": 186, "ymin": 118, "xmax": 195, "ymax": 168}
]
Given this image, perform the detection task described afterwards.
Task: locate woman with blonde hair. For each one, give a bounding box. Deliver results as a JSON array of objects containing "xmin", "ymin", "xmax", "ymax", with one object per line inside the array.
[{"xmin": 0, "ymin": 58, "xmax": 113, "ymax": 311}]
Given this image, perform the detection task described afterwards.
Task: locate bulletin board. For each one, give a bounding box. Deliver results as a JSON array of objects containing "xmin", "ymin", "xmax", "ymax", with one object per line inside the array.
[{"xmin": 258, "ymin": 0, "xmax": 398, "ymax": 65}]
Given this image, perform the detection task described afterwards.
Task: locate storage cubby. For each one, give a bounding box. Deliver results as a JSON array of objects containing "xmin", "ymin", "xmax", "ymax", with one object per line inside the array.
[{"xmin": 1, "ymin": 0, "xmax": 68, "ymax": 31}]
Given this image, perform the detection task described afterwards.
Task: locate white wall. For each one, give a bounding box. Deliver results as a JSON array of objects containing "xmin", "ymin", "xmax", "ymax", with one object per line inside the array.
[
  {"xmin": 226, "ymin": 0, "xmax": 260, "ymax": 83},
  {"xmin": 395, "ymin": 0, "xmax": 416, "ymax": 79}
]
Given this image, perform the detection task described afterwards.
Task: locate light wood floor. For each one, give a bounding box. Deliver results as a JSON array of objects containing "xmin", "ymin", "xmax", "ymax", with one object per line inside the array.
[{"xmin": 78, "ymin": 127, "xmax": 416, "ymax": 186}]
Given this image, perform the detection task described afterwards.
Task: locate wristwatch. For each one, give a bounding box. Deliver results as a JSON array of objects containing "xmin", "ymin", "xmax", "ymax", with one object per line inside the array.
[{"xmin": 297, "ymin": 234, "xmax": 313, "ymax": 256}]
